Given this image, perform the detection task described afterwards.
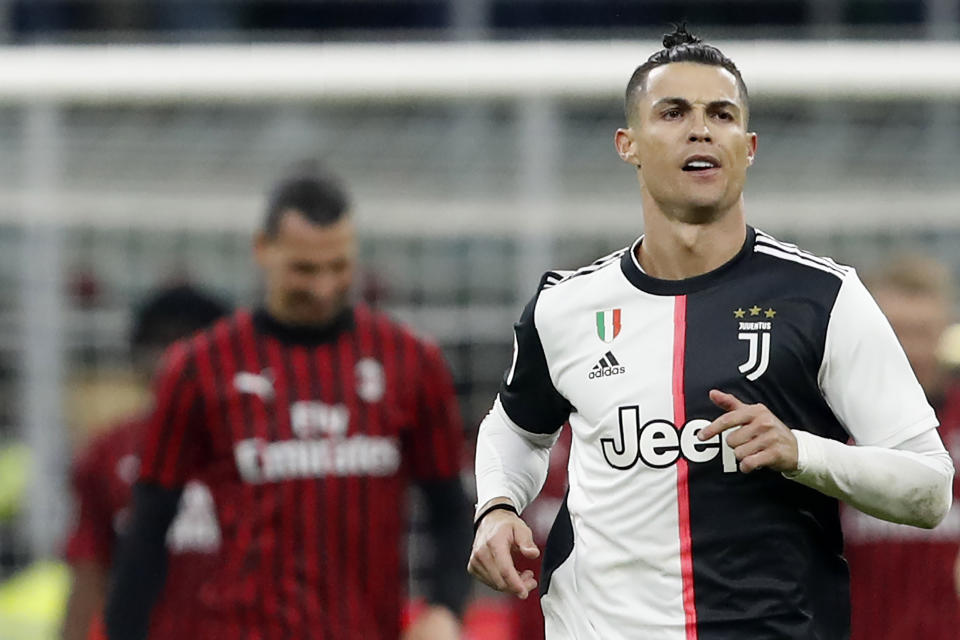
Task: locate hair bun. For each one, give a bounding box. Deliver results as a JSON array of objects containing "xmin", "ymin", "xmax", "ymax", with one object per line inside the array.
[{"xmin": 662, "ymin": 24, "xmax": 702, "ymax": 49}]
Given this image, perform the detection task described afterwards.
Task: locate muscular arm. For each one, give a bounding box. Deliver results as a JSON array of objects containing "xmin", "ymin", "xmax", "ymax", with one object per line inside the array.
[
  {"xmin": 104, "ymin": 483, "xmax": 181, "ymax": 640},
  {"xmin": 786, "ymin": 428, "xmax": 953, "ymax": 528}
]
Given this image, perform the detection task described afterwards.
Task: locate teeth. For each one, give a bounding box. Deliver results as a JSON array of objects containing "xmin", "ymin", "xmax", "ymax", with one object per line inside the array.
[{"xmin": 685, "ymin": 160, "xmax": 716, "ymax": 169}]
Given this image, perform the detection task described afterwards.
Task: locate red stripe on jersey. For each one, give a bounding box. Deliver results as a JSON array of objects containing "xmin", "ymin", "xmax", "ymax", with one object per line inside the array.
[
  {"xmin": 673, "ymin": 296, "xmax": 698, "ymax": 640},
  {"xmin": 374, "ymin": 316, "xmax": 403, "ymax": 635},
  {"xmin": 140, "ymin": 342, "xmax": 191, "ymax": 485},
  {"xmin": 213, "ymin": 317, "xmax": 265, "ymax": 636},
  {"xmin": 192, "ymin": 331, "xmax": 248, "ymax": 640},
  {"xmin": 313, "ymin": 341, "xmax": 348, "ymax": 634},
  {"xmin": 288, "ymin": 344, "xmax": 325, "ymax": 638},
  {"xmin": 337, "ymin": 331, "xmax": 365, "ymax": 634},
  {"xmin": 237, "ymin": 313, "xmax": 293, "ymax": 636},
  {"xmin": 354, "ymin": 309, "xmax": 377, "ymax": 625},
  {"xmin": 157, "ymin": 363, "xmax": 200, "ymax": 487}
]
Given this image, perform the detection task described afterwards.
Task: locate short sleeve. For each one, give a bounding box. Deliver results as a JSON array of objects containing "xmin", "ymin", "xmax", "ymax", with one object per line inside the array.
[
  {"xmin": 406, "ymin": 341, "xmax": 464, "ymax": 481},
  {"xmin": 138, "ymin": 341, "xmax": 207, "ymax": 488},
  {"xmin": 819, "ymin": 271, "xmax": 939, "ymax": 447},
  {"xmin": 64, "ymin": 448, "xmax": 114, "ymax": 565},
  {"xmin": 498, "ymin": 274, "xmax": 572, "ymax": 435}
]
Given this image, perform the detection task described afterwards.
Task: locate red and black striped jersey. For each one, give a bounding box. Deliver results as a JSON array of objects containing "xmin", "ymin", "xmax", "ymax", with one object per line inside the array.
[
  {"xmin": 844, "ymin": 383, "xmax": 960, "ymax": 640},
  {"xmin": 138, "ymin": 304, "xmax": 464, "ymax": 640},
  {"xmin": 66, "ymin": 417, "xmax": 220, "ymax": 640}
]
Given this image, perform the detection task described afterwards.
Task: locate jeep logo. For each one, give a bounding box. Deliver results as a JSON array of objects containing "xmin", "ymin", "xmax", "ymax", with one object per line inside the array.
[{"xmin": 601, "ymin": 405, "xmax": 738, "ymax": 472}]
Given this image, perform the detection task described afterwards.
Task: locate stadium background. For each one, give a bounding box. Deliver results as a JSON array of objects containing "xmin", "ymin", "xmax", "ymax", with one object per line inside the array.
[{"xmin": 0, "ymin": 1, "xmax": 959, "ymax": 637}]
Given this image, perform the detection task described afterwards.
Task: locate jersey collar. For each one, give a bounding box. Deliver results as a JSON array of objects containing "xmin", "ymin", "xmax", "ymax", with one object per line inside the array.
[
  {"xmin": 620, "ymin": 226, "xmax": 756, "ymax": 296},
  {"xmin": 253, "ymin": 306, "xmax": 355, "ymax": 344}
]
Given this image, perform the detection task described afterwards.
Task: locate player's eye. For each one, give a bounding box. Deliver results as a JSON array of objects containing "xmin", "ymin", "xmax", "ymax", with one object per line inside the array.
[{"xmin": 663, "ymin": 109, "xmax": 683, "ymax": 120}]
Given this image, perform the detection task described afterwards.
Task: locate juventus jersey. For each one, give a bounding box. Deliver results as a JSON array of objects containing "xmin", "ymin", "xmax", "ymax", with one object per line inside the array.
[{"xmin": 495, "ymin": 227, "xmax": 937, "ymax": 640}]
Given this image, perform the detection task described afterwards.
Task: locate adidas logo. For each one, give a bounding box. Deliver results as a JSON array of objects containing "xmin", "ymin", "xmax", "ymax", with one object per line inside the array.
[{"xmin": 589, "ymin": 351, "xmax": 626, "ymax": 379}]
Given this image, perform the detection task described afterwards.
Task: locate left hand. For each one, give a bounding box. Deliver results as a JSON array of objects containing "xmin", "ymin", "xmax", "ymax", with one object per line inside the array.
[
  {"xmin": 698, "ymin": 390, "xmax": 799, "ymax": 474},
  {"xmin": 401, "ymin": 605, "xmax": 461, "ymax": 640}
]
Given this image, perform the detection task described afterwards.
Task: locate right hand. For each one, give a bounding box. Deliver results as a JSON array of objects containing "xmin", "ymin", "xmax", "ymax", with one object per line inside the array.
[{"xmin": 466, "ymin": 504, "xmax": 540, "ymax": 599}]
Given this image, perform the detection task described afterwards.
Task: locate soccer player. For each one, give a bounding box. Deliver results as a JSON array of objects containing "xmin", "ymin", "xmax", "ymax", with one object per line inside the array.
[
  {"xmin": 62, "ymin": 284, "xmax": 228, "ymax": 640},
  {"xmin": 105, "ymin": 167, "xmax": 472, "ymax": 640},
  {"xmin": 843, "ymin": 255, "xmax": 960, "ymax": 640},
  {"xmin": 468, "ymin": 26, "xmax": 955, "ymax": 639}
]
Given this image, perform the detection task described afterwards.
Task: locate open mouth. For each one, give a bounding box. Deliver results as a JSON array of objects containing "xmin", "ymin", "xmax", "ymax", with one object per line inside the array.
[{"xmin": 682, "ymin": 156, "xmax": 720, "ymax": 172}]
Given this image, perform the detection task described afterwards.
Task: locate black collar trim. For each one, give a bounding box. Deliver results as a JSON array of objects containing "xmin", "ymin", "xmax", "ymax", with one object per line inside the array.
[
  {"xmin": 252, "ymin": 306, "xmax": 355, "ymax": 345},
  {"xmin": 620, "ymin": 226, "xmax": 756, "ymax": 295}
]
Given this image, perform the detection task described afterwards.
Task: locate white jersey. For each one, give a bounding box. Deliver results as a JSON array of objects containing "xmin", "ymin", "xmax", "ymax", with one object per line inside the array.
[{"xmin": 488, "ymin": 228, "xmax": 937, "ymax": 640}]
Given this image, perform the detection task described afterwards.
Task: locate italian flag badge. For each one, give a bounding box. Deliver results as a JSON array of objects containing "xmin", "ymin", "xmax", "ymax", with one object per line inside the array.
[{"xmin": 596, "ymin": 308, "xmax": 622, "ymax": 343}]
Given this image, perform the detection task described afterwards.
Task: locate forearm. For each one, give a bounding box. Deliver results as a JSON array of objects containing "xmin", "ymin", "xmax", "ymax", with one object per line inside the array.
[
  {"xmin": 786, "ymin": 429, "xmax": 953, "ymax": 528},
  {"xmin": 474, "ymin": 397, "xmax": 556, "ymax": 516},
  {"xmin": 105, "ymin": 483, "xmax": 181, "ymax": 640},
  {"xmin": 420, "ymin": 478, "xmax": 472, "ymax": 617},
  {"xmin": 62, "ymin": 562, "xmax": 107, "ymax": 640}
]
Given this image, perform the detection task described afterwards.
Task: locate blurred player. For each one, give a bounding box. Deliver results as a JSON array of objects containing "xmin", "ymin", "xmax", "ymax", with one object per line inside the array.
[
  {"xmin": 468, "ymin": 25, "xmax": 954, "ymax": 639},
  {"xmin": 105, "ymin": 165, "xmax": 472, "ymax": 640},
  {"xmin": 843, "ymin": 255, "xmax": 960, "ymax": 640},
  {"xmin": 62, "ymin": 284, "xmax": 228, "ymax": 640}
]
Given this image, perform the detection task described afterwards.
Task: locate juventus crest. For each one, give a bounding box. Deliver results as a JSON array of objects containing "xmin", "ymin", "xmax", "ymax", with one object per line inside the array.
[{"xmin": 734, "ymin": 305, "xmax": 776, "ymax": 381}]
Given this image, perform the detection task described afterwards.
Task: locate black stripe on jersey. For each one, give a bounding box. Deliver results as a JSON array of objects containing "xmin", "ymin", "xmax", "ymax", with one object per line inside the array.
[
  {"xmin": 681, "ymin": 256, "xmax": 849, "ymax": 639},
  {"xmin": 303, "ymin": 346, "xmax": 333, "ymax": 640},
  {"xmin": 539, "ymin": 491, "xmax": 573, "ymax": 597},
  {"xmin": 598, "ymin": 356, "xmax": 610, "ymax": 368},
  {"xmin": 230, "ymin": 319, "xmax": 284, "ymax": 640},
  {"xmin": 606, "ymin": 351, "xmax": 619, "ymax": 366},
  {"xmin": 499, "ymin": 273, "xmax": 572, "ymax": 435},
  {"xmin": 328, "ymin": 338, "xmax": 351, "ymax": 634}
]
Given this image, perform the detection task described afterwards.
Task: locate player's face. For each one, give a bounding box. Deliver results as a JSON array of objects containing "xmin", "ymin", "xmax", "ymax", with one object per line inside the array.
[
  {"xmin": 875, "ymin": 288, "xmax": 950, "ymax": 396},
  {"xmin": 617, "ymin": 62, "xmax": 757, "ymax": 223},
  {"xmin": 255, "ymin": 211, "xmax": 357, "ymax": 327}
]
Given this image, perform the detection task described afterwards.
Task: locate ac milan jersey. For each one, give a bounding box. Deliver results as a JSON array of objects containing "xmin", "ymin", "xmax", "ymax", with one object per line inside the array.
[
  {"xmin": 138, "ymin": 304, "xmax": 463, "ymax": 640},
  {"xmin": 496, "ymin": 227, "xmax": 937, "ymax": 639},
  {"xmin": 65, "ymin": 417, "xmax": 220, "ymax": 640},
  {"xmin": 843, "ymin": 383, "xmax": 960, "ymax": 640}
]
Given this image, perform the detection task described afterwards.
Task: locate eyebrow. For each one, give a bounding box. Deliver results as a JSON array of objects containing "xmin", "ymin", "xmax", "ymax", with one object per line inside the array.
[{"xmin": 652, "ymin": 97, "xmax": 741, "ymax": 113}]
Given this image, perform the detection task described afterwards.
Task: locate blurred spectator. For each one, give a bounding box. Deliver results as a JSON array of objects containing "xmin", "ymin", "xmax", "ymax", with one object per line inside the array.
[
  {"xmin": 61, "ymin": 284, "xmax": 229, "ymax": 640},
  {"xmin": 843, "ymin": 255, "xmax": 960, "ymax": 640}
]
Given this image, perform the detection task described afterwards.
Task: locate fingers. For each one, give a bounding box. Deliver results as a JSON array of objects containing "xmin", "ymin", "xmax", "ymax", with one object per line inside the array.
[
  {"xmin": 699, "ymin": 406, "xmax": 757, "ymax": 441},
  {"xmin": 709, "ymin": 389, "xmax": 745, "ymax": 411},
  {"xmin": 467, "ymin": 518, "xmax": 540, "ymax": 599},
  {"xmin": 513, "ymin": 519, "xmax": 541, "ymax": 560}
]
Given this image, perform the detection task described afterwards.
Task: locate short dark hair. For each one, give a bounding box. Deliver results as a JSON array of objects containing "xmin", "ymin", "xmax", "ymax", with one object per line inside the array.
[
  {"xmin": 263, "ymin": 162, "xmax": 351, "ymax": 236},
  {"xmin": 624, "ymin": 24, "xmax": 749, "ymax": 125},
  {"xmin": 131, "ymin": 284, "xmax": 229, "ymax": 352}
]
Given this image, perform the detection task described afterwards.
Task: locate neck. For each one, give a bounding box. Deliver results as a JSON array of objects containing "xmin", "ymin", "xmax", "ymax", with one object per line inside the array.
[{"xmin": 637, "ymin": 192, "xmax": 747, "ymax": 280}]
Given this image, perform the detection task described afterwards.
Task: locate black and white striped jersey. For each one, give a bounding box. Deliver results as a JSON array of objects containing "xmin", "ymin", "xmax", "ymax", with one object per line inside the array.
[{"xmin": 494, "ymin": 227, "xmax": 937, "ymax": 640}]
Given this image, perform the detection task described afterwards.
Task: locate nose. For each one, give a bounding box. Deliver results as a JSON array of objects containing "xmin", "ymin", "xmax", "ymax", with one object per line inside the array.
[{"xmin": 688, "ymin": 111, "xmax": 712, "ymax": 143}]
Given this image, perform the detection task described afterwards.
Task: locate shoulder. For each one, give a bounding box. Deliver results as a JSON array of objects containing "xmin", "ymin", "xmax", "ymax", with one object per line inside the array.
[
  {"xmin": 356, "ymin": 304, "xmax": 444, "ymax": 357},
  {"xmin": 72, "ymin": 417, "xmax": 143, "ymax": 482},
  {"xmin": 751, "ymin": 229, "xmax": 853, "ymax": 283},
  {"xmin": 534, "ymin": 246, "xmax": 630, "ymax": 314}
]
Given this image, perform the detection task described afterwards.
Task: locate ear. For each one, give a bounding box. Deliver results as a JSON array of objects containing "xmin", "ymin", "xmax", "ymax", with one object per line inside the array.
[
  {"xmin": 253, "ymin": 231, "xmax": 271, "ymax": 268},
  {"xmin": 615, "ymin": 128, "xmax": 642, "ymax": 168},
  {"xmin": 746, "ymin": 132, "xmax": 758, "ymax": 166}
]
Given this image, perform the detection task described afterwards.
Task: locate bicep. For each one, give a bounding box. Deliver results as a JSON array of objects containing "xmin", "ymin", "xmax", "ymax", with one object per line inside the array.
[{"xmin": 820, "ymin": 272, "xmax": 938, "ymax": 447}]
